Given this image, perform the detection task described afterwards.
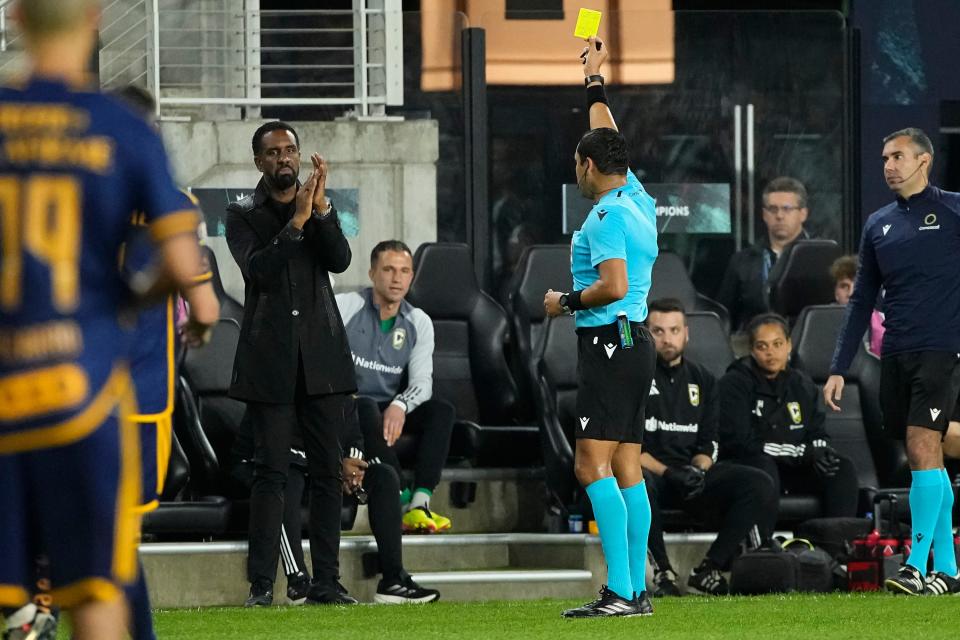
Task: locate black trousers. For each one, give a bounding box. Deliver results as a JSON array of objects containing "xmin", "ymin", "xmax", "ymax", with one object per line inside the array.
[
  {"xmin": 645, "ymin": 462, "xmax": 777, "ymax": 572},
  {"xmin": 246, "ymin": 389, "xmax": 348, "ymax": 585},
  {"xmin": 740, "ymin": 454, "xmax": 859, "ymax": 527},
  {"xmin": 281, "ymin": 463, "xmax": 406, "ymax": 583},
  {"xmin": 356, "ymin": 396, "xmax": 455, "ymax": 492}
]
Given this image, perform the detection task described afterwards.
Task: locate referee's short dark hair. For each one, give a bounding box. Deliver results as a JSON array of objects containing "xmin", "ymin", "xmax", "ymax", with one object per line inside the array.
[
  {"xmin": 252, "ymin": 121, "xmax": 301, "ymax": 156},
  {"xmin": 883, "ymin": 127, "xmax": 934, "ymax": 159},
  {"xmin": 762, "ymin": 176, "xmax": 807, "ymax": 209},
  {"xmin": 647, "ymin": 297, "xmax": 687, "ymax": 318},
  {"xmin": 370, "ymin": 240, "xmax": 413, "ymax": 268},
  {"xmin": 746, "ymin": 313, "xmax": 790, "ymax": 346},
  {"xmin": 576, "ymin": 128, "xmax": 629, "ymax": 176}
]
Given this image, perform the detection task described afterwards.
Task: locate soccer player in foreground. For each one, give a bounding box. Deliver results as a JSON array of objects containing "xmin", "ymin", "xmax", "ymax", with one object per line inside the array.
[
  {"xmin": 825, "ymin": 128, "xmax": 960, "ymax": 595},
  {"xmin": 0, "ymin": 1, "xmax": 218, "ymax": 638},
  {"xmin": 544, "ymin": 35, "xmax": 659, "ymax": 618}
]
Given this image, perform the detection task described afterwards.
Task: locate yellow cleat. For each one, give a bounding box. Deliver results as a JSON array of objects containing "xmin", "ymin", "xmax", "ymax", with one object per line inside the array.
[
  {"xmin": 429, "ymin": 509, "xmax": 452, "ymax": 532},
  {"xmin": 402, "ymin": 506, "xmax": 437, "ymax": 533}
]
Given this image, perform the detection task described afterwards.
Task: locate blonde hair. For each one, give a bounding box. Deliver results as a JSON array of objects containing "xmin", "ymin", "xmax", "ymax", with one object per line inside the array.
[{"xmin": 17, "ymin": 0, "xmax": 99, "ymax": 36}]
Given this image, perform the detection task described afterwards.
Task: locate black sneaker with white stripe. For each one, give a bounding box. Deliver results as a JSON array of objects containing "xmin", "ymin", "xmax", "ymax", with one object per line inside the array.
[
  {"xmin": 885, "ymin": 565, "xmax": 925, "ymax": 596},
  {"xmin": 652, "ymin": 568, "xmax": 681, "ymax": 597},
  {"xmin": 561, "ymin": 585, "xmax": 646, "ymax": 618},
  {"xmin": 687, "ymin": 562, "xmax": 729, "ymax": 595},
  {"xmin": 924, "ymin": 571, "xmax": 960, "ymax": 596},
  {"xmin": 374, "ymin": 575, "xmax": 440, "ymax": 604}
]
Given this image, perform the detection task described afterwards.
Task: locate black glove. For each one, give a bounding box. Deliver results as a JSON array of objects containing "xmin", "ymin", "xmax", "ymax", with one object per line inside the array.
[
  {"xmin": 810, "ymin": 445, "xmax": 842, "ymax": 478},
  {"xmin": 664, "ymin": 465, "xmax": 707, "ymax": 500}
]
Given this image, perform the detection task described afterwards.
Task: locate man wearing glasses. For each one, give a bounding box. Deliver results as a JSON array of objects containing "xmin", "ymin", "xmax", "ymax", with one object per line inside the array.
[{"xmin": 716, "ymin": 177, "xmax": 811, "ymax": 331}]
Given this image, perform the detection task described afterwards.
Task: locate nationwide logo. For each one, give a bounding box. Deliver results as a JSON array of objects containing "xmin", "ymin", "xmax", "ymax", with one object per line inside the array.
[
  {"xmin": 882, "ymin": 224, "xmax": 891, "ymax": 235},
  {"xmin": 579, "ymin": 417, "xmax": 590, "ymax": 430},
  {"xmin": 352, "ymin": 354, "xmax": 403, "ymax": 375},
  {"xmin": 644, "ymin": 417, "xmax": 698, "ymax": 433},
  {"xmin": 930, "ymin": 408, "xmax": 941, "ymax": 421}
]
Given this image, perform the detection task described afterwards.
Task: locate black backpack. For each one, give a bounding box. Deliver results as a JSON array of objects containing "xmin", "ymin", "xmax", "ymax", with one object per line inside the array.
[{"xmin": 729, "ymin": 538, "xmax": 836, "ymax": 594}]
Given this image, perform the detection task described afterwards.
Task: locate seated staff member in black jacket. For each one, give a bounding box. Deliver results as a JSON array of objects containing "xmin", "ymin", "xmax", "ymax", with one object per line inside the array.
[
  {"xmin": 718, "ymin": 313, "xmax": 858, "ymax": 519},
  {"xmin": 642, "ymin": 299, "xmax": 777, "ymax": 598}
]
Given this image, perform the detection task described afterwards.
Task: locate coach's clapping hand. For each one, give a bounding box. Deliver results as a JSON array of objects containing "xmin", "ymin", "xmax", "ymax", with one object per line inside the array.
[
  {"xmin": 664, "ymin": 465, "xmax": 706, "ymax": 500},
  {"xmin": 292, "ymin": 170, "xmax": 319, "ymax": 229}
]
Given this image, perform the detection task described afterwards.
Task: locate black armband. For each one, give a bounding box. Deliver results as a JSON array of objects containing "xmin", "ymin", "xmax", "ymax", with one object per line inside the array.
[
  {"xmin": 567, "ymin": 290, "xmax": 587, "ymax": 311},
  {"xmin": 586, "ymin": 83, "xmax": 608, "ymax": 109}
]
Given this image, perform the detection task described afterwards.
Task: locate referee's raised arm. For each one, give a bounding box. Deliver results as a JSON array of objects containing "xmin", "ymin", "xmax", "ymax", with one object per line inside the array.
[{"xmin": 582, "ymin": 36, "xmax": 617, "ymax": 132}]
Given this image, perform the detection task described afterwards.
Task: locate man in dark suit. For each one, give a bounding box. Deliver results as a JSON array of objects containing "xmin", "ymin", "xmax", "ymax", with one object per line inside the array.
[{"xmin": 226, "ymin": 121, "xmax": 357, "ymax": 607}]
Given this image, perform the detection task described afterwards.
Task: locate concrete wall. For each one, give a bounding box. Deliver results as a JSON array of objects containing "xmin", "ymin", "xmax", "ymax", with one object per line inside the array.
[{"xmin": 160, "ymin": 119, "xmax": 440, "ymax": 303}]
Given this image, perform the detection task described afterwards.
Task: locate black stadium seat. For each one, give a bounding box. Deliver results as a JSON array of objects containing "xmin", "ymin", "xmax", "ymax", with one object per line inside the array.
[
  {"xmin": 406, "ymin": 243, "xmax": 538, "ymax": 466},
  {"xmin": 534, "ymin": 315, "xmax": 578, "ymax": 506},
  {"xmin": 768, "ymin": 240, "xmax": 842, "ymax": 321},
  {"xmin": 141, "ymin": 429, "xmax": 231, "ymax": 539},
  {"xmin": 684, "ymin": 311, "xmax": 734, "ymax": 380},
  {"xmin": 791, "ymin": 305, "xmax": 881, "ymax": 498},
  {"xmin": 181, "ymin": 318, "xmax": 246, "ymax": 494},
  {"xmin": 507, "ymin": 244, "xmax": 573, "ymax": 417},
  {"xmin": 649, "ymin": 252, "xmax": 730, "ymax": 331}
]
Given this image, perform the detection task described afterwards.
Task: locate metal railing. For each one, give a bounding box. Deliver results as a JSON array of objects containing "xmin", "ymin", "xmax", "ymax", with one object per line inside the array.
[{"xmin": 0, "ymin": 0, "xmax": 404, "ymax": 118}]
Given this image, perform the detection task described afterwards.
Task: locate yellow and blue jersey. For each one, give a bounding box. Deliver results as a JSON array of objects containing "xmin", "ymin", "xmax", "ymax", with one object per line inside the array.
[
  {"xmin": 0, "ymin": 77, "xmax": 199, "ymax": 609},
  {"xmin": 123, "ymin": 190, "xmax": 210, "ymax": 510},
  {"xmin": 571, "ymin": 170, "xmax": 659, "ymax": 327},
  {"xmin": 0, "ymin": 78, "xmax": 198, "ymax": 453}
]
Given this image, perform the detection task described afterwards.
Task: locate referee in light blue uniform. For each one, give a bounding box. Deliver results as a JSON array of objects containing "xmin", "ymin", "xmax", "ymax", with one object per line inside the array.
[
  {"xmin": 825, "ymin": 128, "xmax": 960, "ymax": 596},
  {"xmin": 544, "ymin": 36, "xmax": 658, "ymax": 619}
]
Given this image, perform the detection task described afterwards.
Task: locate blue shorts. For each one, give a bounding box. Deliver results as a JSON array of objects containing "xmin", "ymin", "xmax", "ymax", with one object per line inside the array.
[{"xmin": 0, "ymin": 401, "xmax": 141, "ymax": 608}]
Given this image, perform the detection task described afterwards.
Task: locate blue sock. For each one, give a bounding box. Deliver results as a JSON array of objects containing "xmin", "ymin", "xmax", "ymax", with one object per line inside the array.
[
  {"xmin": 585, "ymin": 477, "xmax": 633, "ymax": 599},
  {"xmin": 932, "ymin": 468, "xmax": 958, "ymax": 576},
  {"xmin": 621, "ymin": 481, "xmax": 651, "ymax": 597},
  {"xmin": 906, "ymin": 469, "xmax": 944, "ymax": 573}
]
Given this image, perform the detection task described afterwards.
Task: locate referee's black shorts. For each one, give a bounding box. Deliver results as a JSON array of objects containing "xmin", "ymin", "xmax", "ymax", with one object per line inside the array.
[
  {"xmin": 575, "ymin": 320, "xmax": 655, "ymax": 444},
  {"xmin": 879, "ymin": 351, "xmax": 960, "ymax": 439}
]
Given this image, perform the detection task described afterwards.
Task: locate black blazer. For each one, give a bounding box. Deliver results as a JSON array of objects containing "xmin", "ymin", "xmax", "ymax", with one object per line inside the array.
[{"xmin": 225, "ymin": 179, "xmax": 357, "ymax": 402}]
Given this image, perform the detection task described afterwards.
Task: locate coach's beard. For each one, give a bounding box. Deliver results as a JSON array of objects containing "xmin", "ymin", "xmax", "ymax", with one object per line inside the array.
[{"xmin": 269, "ymin": 167, "xmax": 297, "ymax": 191}]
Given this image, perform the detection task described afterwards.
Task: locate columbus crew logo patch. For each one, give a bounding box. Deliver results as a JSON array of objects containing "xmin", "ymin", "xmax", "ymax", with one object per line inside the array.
[
  {"xmin": 688, "ymin": 384, "xmax": 700, "ymax": 407},
  {"xmin": 392, "ymin": 328, "xmax": 406, "ymax": 350},
  {"xmin": 787, "ymin": 401, "xmax": 802, "ymax": 424}
]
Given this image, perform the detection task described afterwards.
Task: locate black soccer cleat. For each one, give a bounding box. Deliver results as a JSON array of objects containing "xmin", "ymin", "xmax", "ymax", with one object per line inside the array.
[
  {"xmin": 244, "ymin": 579, "xmax": 274, "ymax": 607},
  {"xmin": 286, "ymin": 571, "xmax": 311, "ymax": 605},
  {"xmin": 687, "ymin": 562, "xmax": 729, "ymax": 596},
  {"xmin": 561, "ymin": 585, "xmax": 647, "ymax": 618},
  {"xmin": 924, "ymin": 571, "xmax": 960, "ymax": 596},
  {"xmin": 885, "ymin": 565, "xmax": 925, "ymax": 596},
  {"xmin": 374, "ymin": 575, "xmax": 441, "ymax": 604},
  {"xmin": 652, "ymin": 568, "xmax": 681, "ymax": 597}
]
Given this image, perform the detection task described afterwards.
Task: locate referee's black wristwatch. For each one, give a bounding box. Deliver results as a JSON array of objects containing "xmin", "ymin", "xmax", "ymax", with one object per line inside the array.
[{"xmin": 558, "ymin": 293, "xmax": 574, "ymax": 316}]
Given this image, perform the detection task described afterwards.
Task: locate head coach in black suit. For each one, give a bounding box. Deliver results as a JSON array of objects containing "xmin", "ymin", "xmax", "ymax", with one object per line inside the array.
[{"xmin": 226, "ymin": 121, "xmax": 359, "ymax": 606}]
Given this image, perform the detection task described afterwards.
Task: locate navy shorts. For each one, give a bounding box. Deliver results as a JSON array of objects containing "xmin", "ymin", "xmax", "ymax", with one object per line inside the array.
[
  {"xmin": 880, "ymin": 351, "xmax": 960, "ymax": 439},
  {"xmin": 575, "ymin": 321, "xmax": 655, "ymax": 444},
  {"xmin": 0, "ymin": 399, "xmax": 141, "ymax": 608}
]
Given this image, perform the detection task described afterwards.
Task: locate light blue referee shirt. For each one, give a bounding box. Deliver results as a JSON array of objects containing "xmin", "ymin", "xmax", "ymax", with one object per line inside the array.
[{"xmin": 571, "ymin": 170, "xmax": 659, "ymax": 327}]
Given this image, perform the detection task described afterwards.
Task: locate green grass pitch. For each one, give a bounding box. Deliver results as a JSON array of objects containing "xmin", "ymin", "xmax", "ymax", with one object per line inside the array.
[{"xmin": 60, "ymin": 593, "xmax": 960, "ymax": 639}]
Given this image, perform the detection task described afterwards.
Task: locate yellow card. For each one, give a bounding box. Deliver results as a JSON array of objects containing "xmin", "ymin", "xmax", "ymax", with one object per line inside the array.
[{"xmin": 573, "ymin": 8, "xmax": 602, "ymax": 39}]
